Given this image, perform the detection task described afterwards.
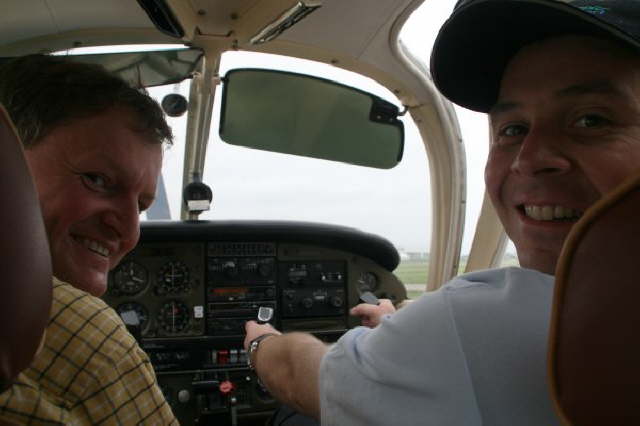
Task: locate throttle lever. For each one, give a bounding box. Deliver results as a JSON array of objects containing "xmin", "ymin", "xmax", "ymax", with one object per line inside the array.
[
  {"xmin": 257, "ymin": 306, "xmax": 274, "ymax": 324},
  {"xmin": 359, "ymin": 291, "xmax": 380, "ymax": 305}
]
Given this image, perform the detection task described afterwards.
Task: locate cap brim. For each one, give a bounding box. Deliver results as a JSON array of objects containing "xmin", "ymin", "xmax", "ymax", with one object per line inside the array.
[{"xmin": 430, "ymin": 0, "xmax": 639, "ymax": 112}]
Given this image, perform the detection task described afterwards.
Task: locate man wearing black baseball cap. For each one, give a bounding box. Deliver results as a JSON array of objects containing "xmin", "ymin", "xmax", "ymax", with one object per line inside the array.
[
  {"xmin": 432, "ymin": 0, "xmax": 640, "ymax": 112},
  {"xmin": 243, "ymin": 1, "xmax": 640, "ymax": 424}
]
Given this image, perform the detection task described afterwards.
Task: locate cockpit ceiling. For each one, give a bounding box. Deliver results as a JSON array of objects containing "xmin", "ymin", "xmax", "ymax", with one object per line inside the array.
[
  {"xmin": 1, "ymin": 0, "xmax": 157, "ymax": 46},
  {"xmin": 277, "ymin": 0, "xmax": 414, "ymax": 60},
  {"xmin": 1, "ymin": 0, "xmax": 421, "ymax": 60},
  {"xmin": 185, "ymin": 0, "xmax": 263, "ymax": 36},
  {"xmin": 186, "ymin": 0, "xmax": 421, "ymax": 72},
  {"xmin": 189, "ymin": 0, "xmax": 416, "ymax": 55}
]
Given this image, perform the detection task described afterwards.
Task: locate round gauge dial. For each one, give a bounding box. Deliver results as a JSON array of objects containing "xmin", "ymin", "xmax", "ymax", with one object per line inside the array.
[
  {"xmin": 157, "ymin": 300, "xmax": 190, "ymax": 334},
  {"xmin": 357, "ymin": 272, "xmax": 379, "ymax": 292},
  {"xmin": 116, "ymin": 302, "xmax": 149, "ymax": 333},
  {"xmin": 112, "ymin": 261, "xmax": 148, "ymax": 295},
  {"xmin": 156, "ymin": 261, "xmax": 190, "ymax": 294}
]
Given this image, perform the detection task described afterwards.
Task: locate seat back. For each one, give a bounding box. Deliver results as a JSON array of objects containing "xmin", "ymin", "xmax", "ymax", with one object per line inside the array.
[
  {"xmin": 0, "ymin": 105, "xmax": 51, "ymax": 390},
  {"xmin": 549, "ymin": 170, "xmax": 640, "ymax": 425}
]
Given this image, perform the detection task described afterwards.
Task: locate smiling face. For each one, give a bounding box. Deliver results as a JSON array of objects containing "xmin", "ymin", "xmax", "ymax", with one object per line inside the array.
[
  {"xmin": 486, "ymin": 36, "xmax": 640, "ymax": 274},
  {"xmin": 25, "ymin": 107, "xmax": 163, "ymax": 296}
]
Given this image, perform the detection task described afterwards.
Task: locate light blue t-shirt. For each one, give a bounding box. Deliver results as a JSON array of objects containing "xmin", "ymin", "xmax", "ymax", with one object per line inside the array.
[{"xmin": 320, "ymin": 267, "xmax": 560, "ymax": 425}]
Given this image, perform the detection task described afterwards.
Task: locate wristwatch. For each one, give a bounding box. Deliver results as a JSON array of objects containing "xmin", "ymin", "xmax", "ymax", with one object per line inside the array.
[{"xmin": 247, "ymin": 333, "xmax": 278, "ymax": 371}]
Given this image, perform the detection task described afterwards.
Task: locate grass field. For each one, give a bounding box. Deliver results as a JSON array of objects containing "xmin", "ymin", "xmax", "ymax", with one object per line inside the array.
[
  {"xmin": 395, "ymin": 254, "xmax": 520, "ymax": 299},
  {"xmin": 395, "ymin": 260, "xmax": 429, "ymax": 284},
  {"xmin": 394, "ymin": 258, "xmax": 469, "ymax": 284},
  {"xmin": 395, "ymin": 259, "xmax": 429, "ymax": 299},
  {"xmin": 406, "ymin": 290, "xmax": 424, "ymax": 299}
]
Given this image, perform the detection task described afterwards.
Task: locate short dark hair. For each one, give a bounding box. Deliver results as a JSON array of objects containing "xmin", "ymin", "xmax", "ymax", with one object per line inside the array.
[{"xmin": 0, "ymin": 54, "xmax": 173, "ymax": 147}]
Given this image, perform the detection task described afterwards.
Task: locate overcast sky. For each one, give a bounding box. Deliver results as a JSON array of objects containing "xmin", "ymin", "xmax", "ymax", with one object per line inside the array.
[{"xmin": 149, "ymin": 0, "xmax": 492, "ymax": 255}]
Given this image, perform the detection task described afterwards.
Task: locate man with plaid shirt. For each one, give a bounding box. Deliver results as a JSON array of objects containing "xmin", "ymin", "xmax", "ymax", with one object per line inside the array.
[{"xmin": 0, "ymin": 55, "xmax": 177, "ymax": 425}]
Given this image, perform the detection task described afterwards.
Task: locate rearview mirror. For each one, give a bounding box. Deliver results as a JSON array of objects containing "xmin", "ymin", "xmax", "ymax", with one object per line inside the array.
[{"xmin": 219, "ymin": 69, "xmax": 404, "ymax": 169}]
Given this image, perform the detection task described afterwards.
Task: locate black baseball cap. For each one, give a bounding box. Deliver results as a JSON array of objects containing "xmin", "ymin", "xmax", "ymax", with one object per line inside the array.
[{"xmin": 430, "ymin": 0, "xmax": 640, "ymax": 112}]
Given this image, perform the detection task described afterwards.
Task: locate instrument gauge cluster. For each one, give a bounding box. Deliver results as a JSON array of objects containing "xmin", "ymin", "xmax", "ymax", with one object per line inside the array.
[
  {"xmin": 100, "ymin": 221, "xmax": 406, "ymax": 426},
  {"xmin": 105, "ymin": 242, "xmax": 205, "ymax": 338}
]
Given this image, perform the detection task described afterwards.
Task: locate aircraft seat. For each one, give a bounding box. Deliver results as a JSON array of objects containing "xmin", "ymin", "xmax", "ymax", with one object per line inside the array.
[
  {"xmin": 549, "ymin": 169, "xmax": 640, "ymax": 425},
  {"xmin": 0, "ymin": 105, "xmax": 52, "ymax": 391}
]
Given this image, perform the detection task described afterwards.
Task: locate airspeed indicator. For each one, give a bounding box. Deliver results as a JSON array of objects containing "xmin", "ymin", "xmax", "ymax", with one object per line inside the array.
[{"xmin": 112, "ymin": 261, "xmax": 148, "ymax": 295}]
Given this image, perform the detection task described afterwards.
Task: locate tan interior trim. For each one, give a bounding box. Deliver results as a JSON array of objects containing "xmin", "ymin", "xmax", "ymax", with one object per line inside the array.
[{"xmin": 465, "ymin": 190, "xmax": 507, "ymax": 272}]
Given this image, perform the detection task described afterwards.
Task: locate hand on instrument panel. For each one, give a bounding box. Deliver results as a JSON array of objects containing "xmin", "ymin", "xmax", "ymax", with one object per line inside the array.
[
  {"xmin": 350, "ymin": 299, "xmax": 396, "ymax": 328},
  {"xmin": 244, "ymin": 321, "xmax": 282, "ymax": 351}
]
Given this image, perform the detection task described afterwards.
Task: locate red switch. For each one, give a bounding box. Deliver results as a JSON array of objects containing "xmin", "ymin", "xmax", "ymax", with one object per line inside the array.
[{"xmin": 217, "ymin": 349, "xmax": 229, "ymax": 365}]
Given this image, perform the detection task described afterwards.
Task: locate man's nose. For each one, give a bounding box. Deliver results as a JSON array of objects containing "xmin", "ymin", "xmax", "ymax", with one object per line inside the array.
[
  {"xmin": 510, "ymin": 126, "xmax": 571, "ymax": 176},
  {"xmin": 102, "ymin": 196, "xmax": 141, "ymax": 251}
]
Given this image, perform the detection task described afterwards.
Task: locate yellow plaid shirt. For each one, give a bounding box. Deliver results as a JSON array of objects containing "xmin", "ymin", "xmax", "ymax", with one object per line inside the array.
[{"xmin": 0, "ymin": 278, "xmax": 177, "ymax": 425}]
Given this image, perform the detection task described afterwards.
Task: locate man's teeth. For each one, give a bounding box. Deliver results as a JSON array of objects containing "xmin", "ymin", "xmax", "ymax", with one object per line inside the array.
[
  {"xmin": 524, "ymin": 205, "xmax": 581, "ymax": 221},
  {"xmin": 80, "ymin": 238, "xmax": 110, "ymax": 257}
]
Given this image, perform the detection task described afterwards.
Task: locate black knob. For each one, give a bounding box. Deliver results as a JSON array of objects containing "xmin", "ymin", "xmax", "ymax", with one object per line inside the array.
[
  {"xmin": 258, "ymin": 263, "xmax": 272, "ymax": 277},
  {"xmin": 301, "ymin": 298, "xmax": 314, "ymax": 309},
  {"xmin": 222, "ymin": 261, "xmax": 238, "ymax": 278},
  {"xmin": 289, "ymin": 276, "xmax": 305, "ymax": 285},
  {"xmin": 329, "ymin": 296, "xmax": 343, "ymax": 308}
]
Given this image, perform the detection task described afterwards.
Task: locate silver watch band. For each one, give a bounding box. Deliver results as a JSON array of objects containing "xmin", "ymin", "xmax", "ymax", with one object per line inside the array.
[{"xmin": 247, "ymin": 333, "xmax": 278, "ymax": 371}]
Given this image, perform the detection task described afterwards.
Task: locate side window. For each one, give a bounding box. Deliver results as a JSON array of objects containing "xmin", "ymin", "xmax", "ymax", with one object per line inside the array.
[
  {"xmin": 500, "ymin": 240, "xmax": 520, "ymax": 267},
  {"xmin": 145, "ymin": 82, "xmax": 190, "ymax": 221},
  {"xmin": 397, "ymin": 2, "xmax": 490, "ymax": 295}
]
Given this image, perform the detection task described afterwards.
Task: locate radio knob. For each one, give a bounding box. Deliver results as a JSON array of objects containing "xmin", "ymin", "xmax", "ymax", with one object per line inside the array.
[
  {"xmin": 258, "ymin": 263, "xmax": 272, "ymax": 277},
  {"xmin": 301, "ymin": 297, "xmax": 314, "ymax": 309},
  {"xmin": 329, "ymin": 296, "xmax": 344, "ymax": 308},
  {"xmin": 178, "ymin": 389, "xmax": 191, "ymax": 403},
  {"xmin": 222, "ymin": 261, "xmax": 239, "ymax": 278}
]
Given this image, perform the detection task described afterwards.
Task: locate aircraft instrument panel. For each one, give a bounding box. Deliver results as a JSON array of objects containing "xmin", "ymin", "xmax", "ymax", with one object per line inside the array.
[{"xmin": 102, "ymin": 220, "xmax": 406, "ymax": 426}]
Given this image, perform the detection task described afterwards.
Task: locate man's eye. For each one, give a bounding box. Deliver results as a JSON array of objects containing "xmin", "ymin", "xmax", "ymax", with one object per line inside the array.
[
  {"xmin": 574, "ymin": 114, "xmax": 610, "ymax": 128},
  {"xmin": 81, "ymin": 173, "xmax": 108, "ymax": 190},
  {"xmin": 498, "ymin": 124, "xmax": 527, "ymax": 137}
]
